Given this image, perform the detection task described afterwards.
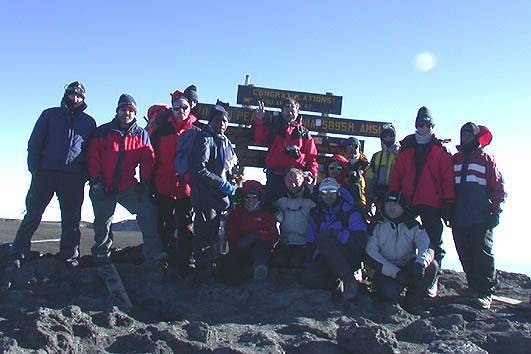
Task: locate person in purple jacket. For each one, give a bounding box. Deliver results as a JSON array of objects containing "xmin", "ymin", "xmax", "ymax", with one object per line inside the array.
[
  {"xmin": 300, "ymin": 177, "xmax": 368, "ymax": 300},
  {"xmin": 5, "ymin": 82, "xmax": 96, "ymax": 272}
]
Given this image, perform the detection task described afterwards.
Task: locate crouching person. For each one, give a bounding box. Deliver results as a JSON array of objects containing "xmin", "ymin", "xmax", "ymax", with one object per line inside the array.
[
  {"xmin": 366, "ymin": 191, "xmax": 439, "ymax": 314},
  {"xmin": 214, "ymin": 180, "xmax": 278, "ymax": 284},
  {"xmin": 271, "ymin": 168, "xmax": 315, "ymax": 269},
  {"xmin": 87, "ymin": 94, "xmax": 167, "ymax": 266},
  {"xmin": 301, "ymin": 178, "xmax": 368, "ymax": 301}
]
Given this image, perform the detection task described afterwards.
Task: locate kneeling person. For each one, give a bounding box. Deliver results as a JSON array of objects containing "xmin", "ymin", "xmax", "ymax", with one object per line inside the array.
[
  {"xmin": 215, "ymin": 180, "xmax": 279, "ymax": 284},
  {"xmin": 301, "ymin": 178, "xmax": 368, "ymax": 300},
  {"xmin": 366, "ymin": 191, "xmax": 438, "ymax": 314},
  {"xmin": 87, "ymin": 94, "xmax": 166, "ymax": 266}
]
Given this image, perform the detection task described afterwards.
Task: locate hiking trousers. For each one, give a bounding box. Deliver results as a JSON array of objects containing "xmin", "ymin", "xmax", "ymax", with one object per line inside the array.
[
  {"xmin": 10, "ymin": 169, "xmax": 85, "ymax": 263},
  {"xmin": 452, "ymin": 224, "xmax": 497, "ymax": 296},
  {"xmin": 90, "ymin": 185, "xmax": 163, "ymax": 265},
  {"xmin": 414, "ymin": 205, "xmax": 445, "ymax": 268}
]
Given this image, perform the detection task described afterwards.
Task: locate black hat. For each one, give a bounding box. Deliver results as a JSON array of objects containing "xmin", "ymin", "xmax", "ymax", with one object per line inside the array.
[
  {"xmin": 415, "ymin": 106, "xmax": 434, "ymax": 128},
  {"xmin": 207, "ymin": 99, "xmax": 231, "ymax": 121},
  {"xmin": 460, "ymin": 122, "xmax": 480, "ymax": 136},
  {"xmin": 64, "ymin": 81, "xmax": 86, "ymax": 99},
  {"xmin": 116, "ymin": 94, "xmax": 137, "ymax": 113},
  {"xmin": 343, "ymin": 137, "xmax": 360, "ymax": 148},
  {"xmin": 183, "ymin": 85, "xmax": 198, "ymax": 103},
  {"xmin": 384, "ymin": 191, "xmax": 408, "ymax": 209}
]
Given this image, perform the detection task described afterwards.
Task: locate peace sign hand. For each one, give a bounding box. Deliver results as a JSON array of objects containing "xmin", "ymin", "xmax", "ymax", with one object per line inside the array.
[{"xmin": 255, "ymin": 100, "xmax": 266, "ymax": 121}]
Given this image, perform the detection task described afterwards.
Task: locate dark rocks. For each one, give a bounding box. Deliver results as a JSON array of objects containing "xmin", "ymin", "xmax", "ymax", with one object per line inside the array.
[
  {"xmin": 427, "ymin": 339, "xmax": 488, "ymax": 353},
  {"xmin": 337, "ymin": 317, "xmax": 399, "ymax": 354}
]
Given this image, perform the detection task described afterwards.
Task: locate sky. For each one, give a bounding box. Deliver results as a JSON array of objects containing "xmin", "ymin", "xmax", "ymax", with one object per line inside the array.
[{"xmin": 0, "ymin": 1, "xmax": 529, "ymax": 274}]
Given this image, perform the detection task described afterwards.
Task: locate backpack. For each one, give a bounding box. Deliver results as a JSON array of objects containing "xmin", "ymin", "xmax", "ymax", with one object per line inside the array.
[
  {"xmin": 174, "ymin": 125, "xmax": 201, "ymax": 177},
  {"xmin": 145, "ymin": 104, "xmax": 172, "ymax": 136}
]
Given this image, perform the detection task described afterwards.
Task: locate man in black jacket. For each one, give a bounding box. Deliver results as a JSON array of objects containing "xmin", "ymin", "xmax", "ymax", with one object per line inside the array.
[{"xmin": 189, "ymin": 101, "xmax": 238, "ymax": 275}]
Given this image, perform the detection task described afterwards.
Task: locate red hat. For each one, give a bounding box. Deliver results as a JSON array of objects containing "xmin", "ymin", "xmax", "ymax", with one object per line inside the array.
[
  {"xmin": 170, "ymin": 89, "xmax": 187, "ymax": 105},
  {"xmin": 242, "ymin": 180, "xmax": 266, "ymax": 200}
]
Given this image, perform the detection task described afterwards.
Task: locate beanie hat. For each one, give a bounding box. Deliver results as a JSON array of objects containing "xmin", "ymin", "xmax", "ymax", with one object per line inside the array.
[
  {"xmin": 343, "ymin": 137, "xmax": 360, "ymax": 148},
  {"xmin": 183, "ymin": 85, "xmax": 198, "ymax": 103},
  {"xmin": 170, "ymin": 89, "xmax": 187, "ymax": 106},
  {"xmin": 380, "ymin": 123, "xmax": 396, "ymax": 138},
  {"xmin": 384, "ymin": 191, "xmax": 408, "ymax": 209},
  {"xmin": 64, "ymin": 81, "xmax": 86, "ymax": 99},
  {"xmin": 207, "ymin": 99, "xmax": 231, "ymax": 122},
  {"xmin": 242, "ymin": 180, "xmax": 265, "ymax": 200},
  {"xmin": 461, "ymin": 122, "xmax": 493, "ymax": 148},
  {"xmin": 116, "ymin": 94, "xmax": 137, "ymax": 113},
  {"xmin": 415, "ymin": 106, "xmax": 434, "ymax": 128},
  {"xmin": 318, "ymin": 177, "xmax": 341, "ymax": 192}
]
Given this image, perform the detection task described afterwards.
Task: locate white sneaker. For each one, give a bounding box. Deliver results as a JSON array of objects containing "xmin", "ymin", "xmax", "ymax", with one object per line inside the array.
[
  {"xmin": 475, "ymin": 294, "xmax": 492, "ymax": 309},
  {"xmin": 254, "ymin": 264, "xmax": 268, "ymax": 280},
  {"xmin": 427, "ymin": 277, "xmax": 439, "ymax": 298}
]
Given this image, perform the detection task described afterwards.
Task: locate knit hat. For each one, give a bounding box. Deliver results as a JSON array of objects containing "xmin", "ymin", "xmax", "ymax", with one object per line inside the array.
[
  {"xmin": 183, "ymin": 85, "xmax": 198, "ymax": 103},
  {"xmin": 116, "ymin": 94, "xmax": 137, "ymax": 113},
  {"xmin": 64, "ymin": 81, "xmax": 86, "ymax": 99},
  {"xmin": 384, "ymin": 191, "xmax": 408, "ymax": 209},
  {"xmin": 461, "ymin": 122, "xmax": 493, "ymax": 148},
  {"xmin": 415, "ymin": 106, "xmax": 434, "ymax": 128},
  {"xmin": 318, "ymin": 177, "xmax": 341, "ymax": 192},
  {"xmin": 380, "ymin": 123, "xmax": 396, "ymax": 138},
  {"xmin": 242, "ymin": 180, "xmax": 265, "ymax": 200},
  {"xmin": 207, "ymin": 99, "xmax": 231, "ymax": 121},
  {"xmin": 170, "ymin": 89, "xmax": 187, "ymax": 106},
  {"xmin": 343, "ymin": 137, "xmax": 360, "ymax": 148}
]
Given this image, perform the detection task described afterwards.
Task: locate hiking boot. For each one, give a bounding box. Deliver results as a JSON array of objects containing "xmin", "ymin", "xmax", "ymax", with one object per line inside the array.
[
  {"xmin": 64, "ymin": 259, "xmax": 80, "ymax": 270},
  {"xmin": 253, "ymin": 264, "xmax": 268, "ymax": 280},
  {"xmin": 343, "ymin": 281, "xmax": 359, "ymax": 301},
  {"xmin": 427, "ymin": 277, "xmax": 439, "ymax": 298},
  {"xmin": 475, "ymin": 294, "xmax": 492, "ymax": 309}
]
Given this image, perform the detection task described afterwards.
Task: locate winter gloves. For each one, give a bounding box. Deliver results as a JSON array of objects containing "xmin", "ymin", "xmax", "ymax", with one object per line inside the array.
[{"xmin": 487, "ymin": 212, "xmax": 500, "ymax": 230}]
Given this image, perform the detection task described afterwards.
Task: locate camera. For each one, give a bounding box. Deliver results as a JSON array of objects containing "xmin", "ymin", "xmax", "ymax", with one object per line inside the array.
[{"xmin": 285, "ymin": 145, "xmax": 300, "ymax": 159}]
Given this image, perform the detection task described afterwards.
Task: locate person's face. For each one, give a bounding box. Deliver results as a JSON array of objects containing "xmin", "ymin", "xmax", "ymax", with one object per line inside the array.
[
  {"xmin": 327, "ymin": 161, "xmax": 343, "ymax": 178},
  {"xmin": 172, "ymin": 98, "xmax": 191, "ymax": 120},
  {"xmin": 68, "ymin": 93, "xmax": 84, "ymax": 107},
  {"xmin": 381, "ymin": 130, "xmax": 395, "ymax": 145},
  {"xmin": 320, "ymin": 188, "xmax": 339, "ymax": 206},
  {"xmin": 460, "ymin": 130, "xmax": 475, "ymax": 145},
  {"xmin": 416, "ymin": 122, "xmax": 433, "ymax": 136},
  {"xmin": 384, "ymin": 201, "xmax": 404, "ymax": 219},
  {"xmin": 281, "ymin": 100, "xmax": 299, "ymax": 123},
  {"xmin": 285, "ymin": 170, "xmax": 304, "ymax": 193},
  {"xmin": 117, "ymin": 105, "xmax": 136, "ymax": 126},
  {"xmin": 210, "ymin": 113, "xmax": 229, "ymax": 134},
  {"xmin": 346, "ymin": 144, "xmax": 360, "ymax": 158},
  {"xmin": 243, "ymin": 193, "xmax": 261, "ymax": 212}
]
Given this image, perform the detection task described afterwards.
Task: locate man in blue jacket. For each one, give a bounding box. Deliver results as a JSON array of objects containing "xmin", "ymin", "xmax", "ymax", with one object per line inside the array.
[
  {"xmin": 6, "ymin": 82, "xmax": 96, "ymax": 271},
  {"xmin": 189, "ymin": 101, "xmax": 239, "ymax": 277}
]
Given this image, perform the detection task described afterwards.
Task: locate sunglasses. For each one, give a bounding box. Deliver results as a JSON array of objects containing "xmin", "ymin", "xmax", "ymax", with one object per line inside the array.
[
  {"xmin": 173, "ymin": 104, "xmax": 190, "ymax": 111},
  {"xmin": 328, "ymin": 166, "xmax": 343, "ymax": 171},
  {"xmin": 244, "ymin": 194, "xmax": 260, "ymax": 200},
  {"xmin": 320, "ymin": 189, "xmax": 338, "ymax": 195}
]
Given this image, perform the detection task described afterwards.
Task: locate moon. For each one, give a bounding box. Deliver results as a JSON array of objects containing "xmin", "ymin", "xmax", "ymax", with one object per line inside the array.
[{"xmin": 415, "ymin": 52, "xmax": 437, "ymax": 72}]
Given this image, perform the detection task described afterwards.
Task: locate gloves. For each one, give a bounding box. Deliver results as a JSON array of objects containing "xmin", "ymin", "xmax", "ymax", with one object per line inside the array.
[
  {"xmin": 237, "ymin": 232, "xmax": 260, "ymax": 249},
  {"xmin": 219, "ymin": 180, "xmax": 237, "ymax": 196},
  {"xmin": 89, "ymin": 177, "xmax": 106, "ymax": 201},
  {"xmin": 487, "ymin": 212, "xmax": 500, "ymax": 230},
  {"xmin": 410, "ymin": 262, "xmax": 426, "ymax": 280},
  {"xmin": 441, "ymin": 202, "xmax": 454, "ymax": 226},
  {"xmin": 395, "ymin": 270, "xmax": 412, "ymax": 286}
]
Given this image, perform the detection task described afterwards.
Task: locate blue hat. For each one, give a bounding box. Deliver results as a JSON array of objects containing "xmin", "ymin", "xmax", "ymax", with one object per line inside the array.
[{"xmin": 116, "ymin": 94, "xmax": 137, "ymax": 113}]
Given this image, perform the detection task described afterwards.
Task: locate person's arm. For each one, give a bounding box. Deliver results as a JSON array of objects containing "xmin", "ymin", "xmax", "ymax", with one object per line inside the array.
[
  {"xmin": 27, "ymin": 110, "xmax": 49, "ymax": 173},
  {"xmin": 190, "ymin": 135, "xmax": 224, "ymax": 188},
  {"xmin": 258, "ymin": 212, "xmax": 280, "ymax": 244},
  {"xmin": 388, "ymin": 150, "xmax": 405, "ymax": 192},
  {"xmin": 87, "ymin": 131, "xmax": 102, "ymax": 180},
  {"xmin": 485, "ymin": 155, "xmax": 506, "ymax": 214},
  {"xmin": 413, "ymin": 225, "xmax": 435, "ymax": 268},
  {"xmin": 365, "ymin": 227, "xmax": 401, "ymax": 278},
  {"xmin": 251, "ymin": 101, "xmax": 272, "ymax": 146},
  {"xmin": 225, "ymin": 209, "xmax": 241, "ymax": 251},
  {"xmin": 439, "ymin": 149, "xmax": 455, "ymax": 203},
  {"xmin": 302, "ymin": 136, "xmax": 319, "ymax": 176},
  {"xmin": 139, "ymin": 130, "xmax": 155, "ymax": 183}
]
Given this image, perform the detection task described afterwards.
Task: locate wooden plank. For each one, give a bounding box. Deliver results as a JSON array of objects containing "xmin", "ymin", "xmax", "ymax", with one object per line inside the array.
[
  {"xmin": 237, "ymin": 85, "xmax": 343, "ymax": 114},
  {"xmin": 196, "ymin": 103, "xmax": 388, "ymax": 137},
  {"xmin": 98, "ymin": 264, "xmax": 133, "ymax": 312}
]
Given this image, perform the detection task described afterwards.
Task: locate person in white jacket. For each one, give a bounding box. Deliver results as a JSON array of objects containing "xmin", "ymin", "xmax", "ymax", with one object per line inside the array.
[{"xmin": 366, "ymin": 191, "xmax": 439, "ymax": 314}]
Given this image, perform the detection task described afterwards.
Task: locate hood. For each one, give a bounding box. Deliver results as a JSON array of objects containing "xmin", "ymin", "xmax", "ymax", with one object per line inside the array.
[
  {"xmin": 326, "ymin": 154, "xmax": 350, "ymax": 184},
  {"xmin": 241, "ymin": 180, "xmax": 266, "ymax": 200}
]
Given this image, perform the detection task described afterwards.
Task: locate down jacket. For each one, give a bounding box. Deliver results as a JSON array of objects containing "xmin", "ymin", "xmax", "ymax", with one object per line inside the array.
[
  {"xmin": 274, "ymin": 187, "xmax": 315, "ymax": 246},
  {"xmin": 366, "ymin": 215, "xmax": 434, "ymax": 278},
  {"xmin": 87, "ymin": 118, "xmax": 154, "ymax": 192},
  {"xmin": 388, "ymin": 134, "xmax": 454, "ymax": 208}
]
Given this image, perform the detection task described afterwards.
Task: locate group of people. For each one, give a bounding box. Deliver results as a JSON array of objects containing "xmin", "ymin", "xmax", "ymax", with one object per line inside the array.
[{"xmin": 4, "ymin": 81, "xmax": 505, "ymax": 313}]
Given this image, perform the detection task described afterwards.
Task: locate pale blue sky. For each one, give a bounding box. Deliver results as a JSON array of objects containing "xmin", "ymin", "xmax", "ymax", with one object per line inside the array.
[{"xmin": 0, "ymin": 1, "xmax": 529, "ymax": 273}]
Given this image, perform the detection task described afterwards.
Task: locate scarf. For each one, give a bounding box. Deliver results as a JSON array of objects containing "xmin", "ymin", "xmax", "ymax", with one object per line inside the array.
[{"xmin": 415, "ymin": 131, "xmax": 433, "ymax": 145}]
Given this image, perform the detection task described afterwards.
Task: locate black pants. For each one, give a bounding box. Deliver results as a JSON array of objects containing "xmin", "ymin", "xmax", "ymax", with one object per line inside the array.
[
  {"xmin": 373, "ymin": 259, "xmax": 439, "ymax": 303},
  {"xmin": 10, "ymin": 170, "xmax": 84, "ymax": 263},
  {"xmin": 193, "ymin": 208, "xmax": 224, "ymax": 271},
  {"xmin": 266, "ymin": 172, "xmax": 287, "ymax": 204},
  {"xmin": 271, "ymin": 242, "xmax": 306, "ymax": 269},
  {"xmin": 300, "ymin": 235, "xmax": 364, "ymax": 290},
  {"xmin": 414, "ymin": 205, "xmax": 445, "ymax": 268},
  {"xmin": 215, "ymin": 240, "xmax": 272, "ymax": 285},
  {"xmin": 155, "ymin": 195, "xmax": 193, "ymax": 266},
  {"xmin": 452, "ymin": 224, "xmax": 497, "ymax": 296}
]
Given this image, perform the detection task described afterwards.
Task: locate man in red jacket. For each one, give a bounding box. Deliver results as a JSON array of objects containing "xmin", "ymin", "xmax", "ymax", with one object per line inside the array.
[
  {"xmin": 87, "ymin": 94, "xmax": 166, "ymax": 266},
  {"xmin": 149, "ymin": 87, "xmax": 198, "ymax": 270},
  {"xmin": 452, "ymin": 122, "xmax": 505, "ymax": 309},
  {"xmin": 388, "ymin": 106, "xmax": 454, "ymax": 296},
  {"xmin": 214, "ymin": 180, "xmax": 279, "ymax": 284},
  {"xmin": 252, "ymin": 98, "xmax": 318, "ymax": 202}
]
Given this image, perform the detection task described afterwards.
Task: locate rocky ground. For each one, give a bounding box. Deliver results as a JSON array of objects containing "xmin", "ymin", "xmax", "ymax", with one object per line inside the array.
[{"xmin": 0, "ymin": 244, "xmax": 530, "ymax": 353}]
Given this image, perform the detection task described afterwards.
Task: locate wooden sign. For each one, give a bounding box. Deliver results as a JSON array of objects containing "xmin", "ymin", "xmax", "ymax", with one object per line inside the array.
[{"xmin": 237, "ymin": 85, "xmax": 342, "ymax": 114}]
